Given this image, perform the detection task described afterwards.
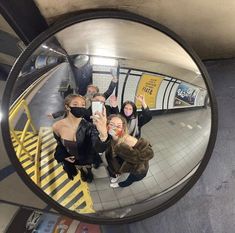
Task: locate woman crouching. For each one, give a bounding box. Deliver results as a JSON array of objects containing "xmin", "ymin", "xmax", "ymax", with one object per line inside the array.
[{"xmin": 105, "ymin": 114, "xmax": 154, "ymax": 188}]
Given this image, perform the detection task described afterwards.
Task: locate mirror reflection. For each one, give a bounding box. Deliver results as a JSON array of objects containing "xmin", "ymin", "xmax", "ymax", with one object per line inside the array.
[{"xmin": 8, "ymin": 18, "xmax": 211, "ymax": 219}]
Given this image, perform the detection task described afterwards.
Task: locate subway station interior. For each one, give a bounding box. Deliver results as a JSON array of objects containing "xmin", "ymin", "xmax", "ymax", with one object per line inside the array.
[{"xmin": 0, "ymin": 1, "xmax": 234, "ymax": 233}]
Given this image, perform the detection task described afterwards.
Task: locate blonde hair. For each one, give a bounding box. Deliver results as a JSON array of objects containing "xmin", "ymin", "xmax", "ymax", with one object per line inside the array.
[
  {"xmin": 107, "ymin": 114, "xmax": 130, "ymax": 154},
  {"xmin": 107, "ymin": 114, "xmax": 129, "ymax": 140},
  {"xmin": 87, "ymin": 84, "xmax": 99, "ymax": 93}
]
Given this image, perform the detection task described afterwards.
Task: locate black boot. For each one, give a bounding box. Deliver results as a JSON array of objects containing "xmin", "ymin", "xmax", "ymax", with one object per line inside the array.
[
  {"xmin": 80, "ymin": 168, "xmax": 87, "ymax": 182},
  {"xmin": 86, "ymin": 168, "xmax": 94, "ymax": 183}
]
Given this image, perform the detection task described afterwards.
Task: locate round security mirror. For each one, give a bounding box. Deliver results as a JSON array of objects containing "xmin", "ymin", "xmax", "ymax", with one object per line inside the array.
[{"xmin": 1, "ymin": 10, "xmax": 217, "ymax": 224}]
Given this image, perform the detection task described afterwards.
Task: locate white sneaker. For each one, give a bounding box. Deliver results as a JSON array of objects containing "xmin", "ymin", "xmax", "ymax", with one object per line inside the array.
[
  {"xmin": 110, "ymin": 176, "xmax": 120, "ymax": 183},
  {"xmin": 110, "ymin": 183, "xmax": 120, "ymax": 188}
]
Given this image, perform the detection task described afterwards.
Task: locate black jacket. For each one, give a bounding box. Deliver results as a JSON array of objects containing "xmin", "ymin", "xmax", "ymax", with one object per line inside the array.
[
  {"xmin": 53, "ymin": 119, "xmax": 110, "ymax": 179},
  {"xmin": 54, "ymin": 119, "xmax": 109, "ymax": 164}
]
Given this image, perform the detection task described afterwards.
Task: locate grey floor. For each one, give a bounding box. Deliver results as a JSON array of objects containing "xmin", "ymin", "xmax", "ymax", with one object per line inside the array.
[
  {"xmin": 89, "ymin": 108, "xmax": 210, "ymax": 212},
  {"xmin": 18, "ymin": 62, "xmax": 212, "ymax": 214},
  {"xmin": 101, "ymin": 59, "xmax": 235, "ymax": 233},
  {"xmin": 2, "ymin": 59, "xmax": 234, "ymax": 232}
]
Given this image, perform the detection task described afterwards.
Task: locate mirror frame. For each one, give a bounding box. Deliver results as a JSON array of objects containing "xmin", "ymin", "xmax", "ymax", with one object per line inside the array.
[{"xmin": 1, "ymin": 9, "xmax": 218, "ymax": 224}]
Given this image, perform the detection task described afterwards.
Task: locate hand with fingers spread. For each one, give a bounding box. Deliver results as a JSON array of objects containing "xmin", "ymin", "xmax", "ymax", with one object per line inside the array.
[
  {"xmin": 109, "ymin": 95, "xmax": 118, "ymax": 108},
  {"xmin": 91, "ymin": 107, "xmax": 108, "ymax": 141},
  {"xmin": 135, "ymin": 94, "xmax": 147, "ymax": 109}
]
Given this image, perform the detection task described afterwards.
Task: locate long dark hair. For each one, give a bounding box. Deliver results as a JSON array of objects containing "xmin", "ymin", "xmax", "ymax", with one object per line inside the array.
[{"xmin": 120, "ymin": 101, "xmax": 137, "ymax": 119}]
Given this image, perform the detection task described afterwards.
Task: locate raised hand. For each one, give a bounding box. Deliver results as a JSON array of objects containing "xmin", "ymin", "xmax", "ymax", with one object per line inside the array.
[
  {"xmin": 111, "ymin": 69, "xmax": 118, "ymax": 83},
  {"xmin": 135, "ymin": 95, "xmax": 147, "ymax": 108},
  {"xmin": 91, "ymin": 107, "xmax": 108, "ymax": 141}
]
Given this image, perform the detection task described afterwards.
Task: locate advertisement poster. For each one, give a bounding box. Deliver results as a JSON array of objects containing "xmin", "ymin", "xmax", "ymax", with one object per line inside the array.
[
  {"xmin": 174, "ymin": 82, "xmax": 198, "ymax": 107},
  {"xmin": 135, "ymin": 74, "xmax": 163, "ymax": 109},
  {"xmin": 6, "ymin": 208, "xmax": 102, "ymax": 233}
]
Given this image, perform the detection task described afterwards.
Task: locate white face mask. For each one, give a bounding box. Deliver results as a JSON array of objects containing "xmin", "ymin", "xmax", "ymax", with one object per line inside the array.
[
  {"xmin": 108, "ymin": 128, "xmax": 117, "ymax": 137},
  {"xmin": 108, "ymin": 127, "xmax": 123, "ymax": 138},
  {"xmin": 124, "ymin": 110, "xmax": 132, "ymax": 117}
]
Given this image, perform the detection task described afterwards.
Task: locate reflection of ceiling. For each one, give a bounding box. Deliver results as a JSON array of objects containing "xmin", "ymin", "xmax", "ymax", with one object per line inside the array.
[
  {"xmin": 34, "ymin": 0, "xmax": 235, "ymax": 59},
  {"xmin": 55, "ymin": 19, "xmax": 199, "ymax": 73}
]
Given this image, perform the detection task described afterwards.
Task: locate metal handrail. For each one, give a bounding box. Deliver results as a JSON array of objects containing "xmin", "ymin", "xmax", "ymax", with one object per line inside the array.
[{"xmin": 9, "ymin": 99, "xmax": 37, "ymax": 160}]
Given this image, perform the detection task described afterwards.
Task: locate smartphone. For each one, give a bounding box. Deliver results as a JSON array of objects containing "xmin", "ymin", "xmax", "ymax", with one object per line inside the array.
[{"xmin": 92, "ymin": 101, "xmax": 103, "ymax": 116}]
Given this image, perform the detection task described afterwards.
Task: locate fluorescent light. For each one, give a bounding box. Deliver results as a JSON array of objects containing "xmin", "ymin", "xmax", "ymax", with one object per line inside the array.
[
  {"xmin": 42, "ymin": 45, "xmax": 48, "ymax": 49},
  {"xmin": 91, "ymin": 57, "xmax": 118, "ymax": 66},
  {"xmin": 0, "ymin": 112, "xmax": 2, "ymax": 122}
]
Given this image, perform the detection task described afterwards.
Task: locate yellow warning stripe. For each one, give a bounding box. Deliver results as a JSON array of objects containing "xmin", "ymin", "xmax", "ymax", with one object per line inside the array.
[
  {"xmin": 42, "ymin": 168, "xmax": 67, "ymax": 191},
  {"xmin": 40, "ymin": 144, "xmax": 57, "ymax": 157},
  {"xmin": 41, "ymin": 133, "xmax": 55, "ymax": 143},
  {"xmin": 41, "ymin": 138, "xmax": 56, "ymax": 150},
  {"xmin": 12, "ymin": 127, "xmax": 95, "ymax": 213}
]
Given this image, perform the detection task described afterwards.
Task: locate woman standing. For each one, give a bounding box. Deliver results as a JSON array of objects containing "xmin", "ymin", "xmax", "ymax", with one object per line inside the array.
[
  {"xmin": 120, "ymin": 95, "xmax": 152, "ymax": 138},
  {"xmin": 105, "ymin": 114, "xmax": 154, "ymax": 188},
  {"xmin": 52, "ymin": 94, "xmax": 108, "ymax": 183}
]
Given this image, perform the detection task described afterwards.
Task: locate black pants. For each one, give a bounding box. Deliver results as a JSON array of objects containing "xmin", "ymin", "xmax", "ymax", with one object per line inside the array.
[{"xmin": 118, "ymin": 172, "xmax": 147, "ymax": 187}]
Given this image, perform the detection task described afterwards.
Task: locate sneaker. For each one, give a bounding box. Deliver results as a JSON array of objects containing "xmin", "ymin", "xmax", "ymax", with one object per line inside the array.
[
  {"xmin": 110, "ymin": 183, "xmax": 120, "ymax": 188},
  {"xmin": 110, "ymin": 175, "xmax": 120, "ymax": 183}
]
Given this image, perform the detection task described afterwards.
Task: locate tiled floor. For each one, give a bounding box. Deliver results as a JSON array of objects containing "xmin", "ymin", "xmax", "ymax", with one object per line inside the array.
[
  {"xmin": 87, "ymin": 107, "xmax": 211, "ymax": 211},
  {"xmin": 12, "ymin": 62, "xmax": 211, "ymax": 214}
]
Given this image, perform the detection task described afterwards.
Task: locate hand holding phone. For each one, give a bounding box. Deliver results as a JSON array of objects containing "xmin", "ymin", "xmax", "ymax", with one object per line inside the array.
[{"xmin": 92, "ymin": 101, "xmax": 103, "ymax": 117}]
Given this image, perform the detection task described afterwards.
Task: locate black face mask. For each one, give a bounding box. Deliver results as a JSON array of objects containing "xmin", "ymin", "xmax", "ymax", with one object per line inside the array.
[{"xmin": 69, "ymin": 107, "xmax": 89, "ymax": 118}]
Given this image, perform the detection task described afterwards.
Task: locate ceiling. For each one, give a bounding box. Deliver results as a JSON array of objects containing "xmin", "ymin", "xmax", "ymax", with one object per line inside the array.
[{"xmin": 33, "ymin": 0, "xmax": 235, "ymax": 60}]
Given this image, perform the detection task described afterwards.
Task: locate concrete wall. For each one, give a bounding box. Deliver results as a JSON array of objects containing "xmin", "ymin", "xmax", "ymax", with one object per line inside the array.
[{"xmin": 34, "ymin": 0, "xmax": 235, "ymax": 60}]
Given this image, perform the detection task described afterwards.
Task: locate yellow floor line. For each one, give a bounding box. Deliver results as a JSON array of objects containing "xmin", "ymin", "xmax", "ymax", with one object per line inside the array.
[
  {"xmin": 59, "ymin": 192, "xmax": 86, "ymax": 208},
  {"xmin": 40, "ymin": 160, "xmax": 58, "ymax": 176},
  {"xmin": 43, "ymin": 174, "xmax": 68, "ymax": 194},
  {"xmin": 51, "ymin": 179, "xmax": 78, "ymax": 201},
  {"xmin": 41, "ymin": 138, "xmax": 56, "ymax": 149},
  {"xmin": 41, "ymin": 132, "xmax": 54, "ymax": 141},
  {"xmin": 40, "ymin": 144, "xmax": 57, "ymax": 157},
  {"xmin": 13, "ymin": 127, "xmax": 94, "ymax": 213}
]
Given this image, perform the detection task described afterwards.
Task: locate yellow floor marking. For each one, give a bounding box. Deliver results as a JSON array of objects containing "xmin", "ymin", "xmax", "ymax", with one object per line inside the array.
[
  {"xmin": 59, "ymin": 191, "xmax": 86, "ymax": 207},
  {"xmin": 40, "ymin": 144, "xmax": 57, "ymax": 157},
  {"xmin": 41, "ymin": 137, "xmax": 56, "ymax": 149},
  {"xmin": 13, "ymin": 127, "xmax": 94, "ymax": 213},
  {"xmin": 51, "ymin": 179, "xmax": 78, "ymax": 201},
  {"xmin": 43, "ymin": 174, "xmax": 68, "ymax": 195},
  {"xmin": 40, "ymin": 160, "xmax": 58, "ymax": 176}
]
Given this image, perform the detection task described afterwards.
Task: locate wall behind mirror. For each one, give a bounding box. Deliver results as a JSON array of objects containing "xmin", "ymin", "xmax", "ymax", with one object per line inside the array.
[{"xmin": 2, "ymin": 11, "xmax": 217, "ymax": 224}]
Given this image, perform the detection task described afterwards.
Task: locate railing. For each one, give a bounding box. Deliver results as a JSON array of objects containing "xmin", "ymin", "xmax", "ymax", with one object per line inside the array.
[
  {"xmin": 9, "ymin": 99, "xmax": 38, "ymax": 160},
  {"xmin": 9, "ymin": 99, "xmax": 41, "ymax": 186}
]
